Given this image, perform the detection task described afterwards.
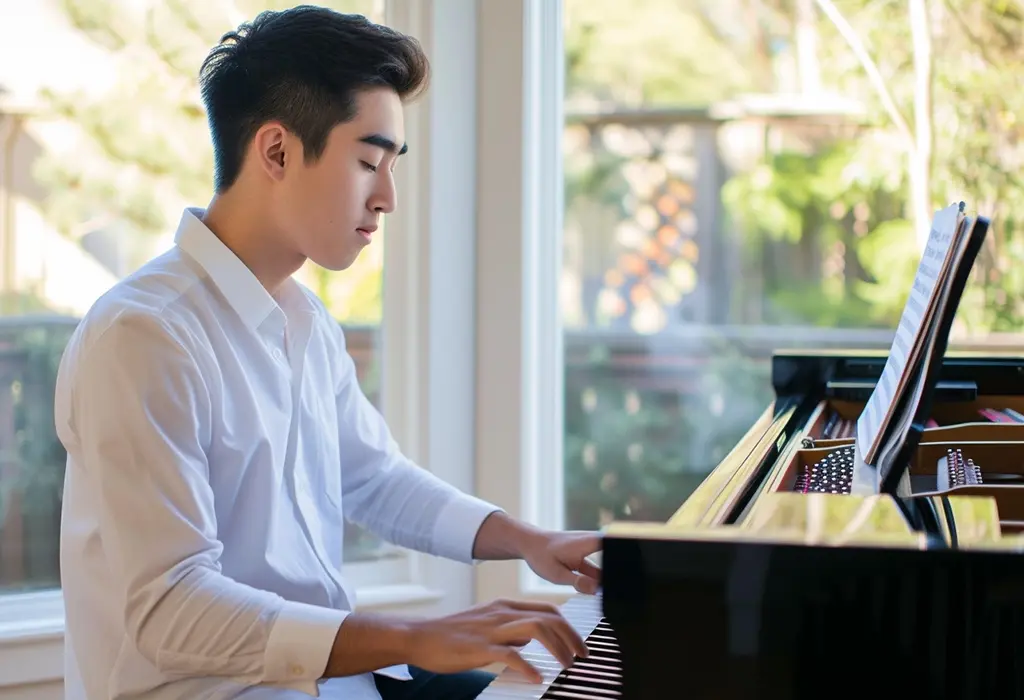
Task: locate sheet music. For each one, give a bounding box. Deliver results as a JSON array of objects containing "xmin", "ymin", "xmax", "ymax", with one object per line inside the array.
[
  {"xmin": 871, "ymin": 216, "xmax": 977, "ymax": 494},
  {"xmin": 855, "ymin": 203, "xmax": 964, "ymax": 467}
]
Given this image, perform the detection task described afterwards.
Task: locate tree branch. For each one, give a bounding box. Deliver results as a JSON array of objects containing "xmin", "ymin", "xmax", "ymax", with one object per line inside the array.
[
  {"xmin": 812, "ymin": 0, "xmax": 915, "ymax": 150},
  {"xmin": 909, "ymin": 0, "xmax": 934, "ymax": 247},
  {"xmin": 942, "ymin": 0, "xmax": 1005, "ymax": 68}
]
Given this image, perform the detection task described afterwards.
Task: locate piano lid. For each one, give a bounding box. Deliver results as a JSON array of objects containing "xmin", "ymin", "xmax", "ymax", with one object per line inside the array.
[{"xmin": 850, "ymin": 203, "xmax": 991, "ymax": 497}]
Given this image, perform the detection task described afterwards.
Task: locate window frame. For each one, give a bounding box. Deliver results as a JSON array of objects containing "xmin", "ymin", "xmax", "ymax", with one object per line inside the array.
[
  {"xmin": 0, "ymin": 0, "xmax": 485, "ymax": 687},
  {"xmin": 473, "ymin": 0, "xmax": 572, "ymax": 604}
]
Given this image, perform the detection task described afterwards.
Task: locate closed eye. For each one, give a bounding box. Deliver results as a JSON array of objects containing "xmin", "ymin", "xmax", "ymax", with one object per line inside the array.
[{"xmin": 360, "ymin": 161, "xmax": 378, "ymax": 173}]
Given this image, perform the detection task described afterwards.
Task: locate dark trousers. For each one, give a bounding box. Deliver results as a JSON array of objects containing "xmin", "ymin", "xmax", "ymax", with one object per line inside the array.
[{"xmin": 374, "ymin": 665, "xmax": 496, "ymax": 700}]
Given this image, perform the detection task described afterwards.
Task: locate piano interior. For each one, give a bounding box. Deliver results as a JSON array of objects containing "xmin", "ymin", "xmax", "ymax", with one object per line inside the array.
[
  {"xmin": 480, "ymin": 351, "xmax": 1024, "ymax": 700},
  {"xmin": 772, "ymin": 391, "xmax": 1024, "ymax": 531}
]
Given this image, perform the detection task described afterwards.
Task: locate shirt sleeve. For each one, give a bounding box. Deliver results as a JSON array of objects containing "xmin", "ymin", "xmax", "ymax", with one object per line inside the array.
[
  {"xmin": 58, "ymin": 312, "xmax": 345, "ymax": 694},
  {"xmin": 332, "ymin": 334, "xmax": 501, "ymax": 563}
]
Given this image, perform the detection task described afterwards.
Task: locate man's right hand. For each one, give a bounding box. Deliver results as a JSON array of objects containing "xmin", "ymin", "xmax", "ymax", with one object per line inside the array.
[
  {"xmin": 405, "ymin": 598, "xmax": 588, "ymax": 683},
  {"xmin": 323, "ymin": 598, "xmax": 587, "ymax": 684}
]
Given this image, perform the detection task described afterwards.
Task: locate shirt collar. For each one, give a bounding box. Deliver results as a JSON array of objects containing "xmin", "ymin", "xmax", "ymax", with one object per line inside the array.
[{"xmin": 173, "ymin": 207, "xmax": 283, "ymax": 332}]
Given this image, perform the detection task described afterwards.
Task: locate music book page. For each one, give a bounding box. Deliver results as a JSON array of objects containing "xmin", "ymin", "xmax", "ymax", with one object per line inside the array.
[
  {"xmin": 855, "ymin": 203, "xmax": 965, "ymax": 467},
  {"xmin": 872, "ymin": 215, "xmax": 977, "ymax": 495}
]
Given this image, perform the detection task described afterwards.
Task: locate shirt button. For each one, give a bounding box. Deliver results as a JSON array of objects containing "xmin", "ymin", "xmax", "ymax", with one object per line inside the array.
[
  {"xmin": 289, "ymin": 663, "xmax": 305, "ymax": 676},
  {"xmin": 272, "ymin": 348, "xmax": 284, "ymax": 362}
]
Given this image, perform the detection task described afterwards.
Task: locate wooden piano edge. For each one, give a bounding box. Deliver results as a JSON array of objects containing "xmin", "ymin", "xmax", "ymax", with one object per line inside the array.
[
  {"xmin": 605, "ymin": 490, "xmax": 1024, "ymax": 552},
  {"xmin": 665, "ymin": 400, "xmax": 794, "ymax": 529}
]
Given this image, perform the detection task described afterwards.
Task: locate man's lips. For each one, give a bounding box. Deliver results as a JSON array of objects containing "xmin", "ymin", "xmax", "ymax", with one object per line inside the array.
[{"xmin": 357, "ymin": 225, "xmax": 377, "ymax": 242}]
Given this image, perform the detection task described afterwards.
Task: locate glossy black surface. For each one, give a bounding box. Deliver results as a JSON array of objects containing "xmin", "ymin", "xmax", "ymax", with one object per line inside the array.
[{"xmin": 602, "ymin": 534, "xmax": 1024, "ymax": 700}]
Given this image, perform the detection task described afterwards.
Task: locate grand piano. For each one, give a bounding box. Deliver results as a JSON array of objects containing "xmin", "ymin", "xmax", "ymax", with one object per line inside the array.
[{"xmin": 480, "ymin": 209, "xmax": 1024, "ymax": 699}]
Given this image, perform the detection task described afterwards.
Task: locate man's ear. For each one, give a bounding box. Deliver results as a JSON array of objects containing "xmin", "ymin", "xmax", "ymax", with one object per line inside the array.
[{"xmin": 253, "ymin": 123, "xmax": 290, "ymax": 182}]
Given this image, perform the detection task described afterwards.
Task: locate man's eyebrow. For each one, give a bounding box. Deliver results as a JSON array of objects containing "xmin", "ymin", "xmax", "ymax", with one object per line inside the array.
[{"xmin": 359, "ymin": 133, "xmax": 408, "ymax": 156}]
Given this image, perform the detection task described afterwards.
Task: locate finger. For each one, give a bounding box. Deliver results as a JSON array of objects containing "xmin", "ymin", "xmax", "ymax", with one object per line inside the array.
[
  {"xmin": 498, "ymin": 599, "xmax": 562, "ymax": 615},
  {"xmin": 493, "ymin": 619, "xmax": 575, "ymax": 668},
  {"xmin": 576, "ymin": 558, "xmax": 602, "ymax": 581},
  {"xmin": 493, "ymin": 646, "xmax": 542, "ymax": 684},
  {"xmin": 539, "ymin": 612, "xmax": 587, "ymax": 659},
  {"xmin": 492, "ymin": 601, "xmax": 588, "ymax": 658},
  {"xmin": 537, "ymin": 566, "xmax": 579, "ymax": 587},
  {"xmin": 573, "ymin": 572, "xmax": 600, "ymax": 596},
  {"xmin": 543, "ymin": 611, "xmax": 587, "ymax": 656},
  {"xmin": 495, "ymin": 618, "xmax": 579, "ymax": 668}
]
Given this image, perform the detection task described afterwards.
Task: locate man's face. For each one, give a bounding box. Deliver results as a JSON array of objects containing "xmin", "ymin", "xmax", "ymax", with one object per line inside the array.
[{"xmin": 277, "ymin": 87, "xmax": 406, "ymax": 271}]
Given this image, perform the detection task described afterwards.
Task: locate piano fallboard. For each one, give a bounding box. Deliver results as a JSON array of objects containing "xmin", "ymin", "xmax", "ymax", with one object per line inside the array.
[{"xmin": 601, "ymin": 531, "xmax": 1024, "ymax": 699}]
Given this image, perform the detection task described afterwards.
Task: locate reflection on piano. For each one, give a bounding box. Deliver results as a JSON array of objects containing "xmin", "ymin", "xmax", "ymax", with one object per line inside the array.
[{"xmin": 481, "ymin": 352, "xmax": 1024, "ymax": 700}]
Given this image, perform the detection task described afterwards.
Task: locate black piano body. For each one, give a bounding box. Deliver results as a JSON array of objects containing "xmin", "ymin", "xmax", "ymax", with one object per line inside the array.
[{"xmin": 601, "ymin": 350, "xmax": 1024, "ymax": 699}]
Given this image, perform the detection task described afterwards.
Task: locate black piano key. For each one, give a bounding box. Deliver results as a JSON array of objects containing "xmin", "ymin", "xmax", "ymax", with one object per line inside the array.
[
  {"xmin": 557, "ymin": 669, "xmax": 622, "ymax": 686},
  {"xmin": 535, "ymin": 618, "xmax": 622, "ymax": 699},
  {"xmin": 561, "ymin": 665, "xmax": 621, "ymax": 681},
  {"xmin": 546, "ymin": 690, "xmax": 620, "ymax": 700},
  {"xmin": 547, "ymin": 683, "xmax": 621, "ymax": 698}
]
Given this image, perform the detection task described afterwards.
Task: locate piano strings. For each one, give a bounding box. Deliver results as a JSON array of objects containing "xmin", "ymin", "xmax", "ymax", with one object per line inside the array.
[
  {"xmin": 977, "ymin": 407, "xmax": 1024, "ymax": 423},
  {"xmin": 821, "ymin": 411, "xmax": 856, "ymax": 439},
  {"xmin": 818, "ymin": 405, "xmax": 1024, "ymax": 439}
]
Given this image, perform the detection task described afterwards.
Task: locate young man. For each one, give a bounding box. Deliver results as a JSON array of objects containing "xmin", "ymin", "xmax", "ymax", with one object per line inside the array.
[{"xmin": 54, "ymin": 6, "xmax": 601, "ymax": 700}]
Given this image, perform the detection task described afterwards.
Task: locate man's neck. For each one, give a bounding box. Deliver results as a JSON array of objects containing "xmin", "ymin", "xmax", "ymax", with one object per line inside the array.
[{"xmin": 201, "ymin": 192, "xmax": 306, "ymax": 296}]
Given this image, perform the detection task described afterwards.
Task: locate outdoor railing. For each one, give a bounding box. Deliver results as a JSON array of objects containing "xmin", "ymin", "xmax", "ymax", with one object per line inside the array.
[{"xmin": 1, "ymin": 315, "xmax": 1021, "ymax": 592}]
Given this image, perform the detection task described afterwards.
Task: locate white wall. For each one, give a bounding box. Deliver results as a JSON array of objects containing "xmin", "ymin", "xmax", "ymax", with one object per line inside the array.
[{"xmin": 0, "ymin": 682, "xmax": 62, "ymax": 700}]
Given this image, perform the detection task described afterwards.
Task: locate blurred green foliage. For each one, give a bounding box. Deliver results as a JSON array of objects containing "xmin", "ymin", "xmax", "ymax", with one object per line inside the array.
[
  {"xmin": 32, "ymin": 0, "xmax": 383, "ymax": 323},
  {"xmin": 560, "ymin": 0, "xmax": 1024, "ymax": 527}
]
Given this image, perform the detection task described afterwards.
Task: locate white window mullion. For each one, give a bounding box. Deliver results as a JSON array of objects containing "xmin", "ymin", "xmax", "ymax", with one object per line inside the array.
[
  {"xmin": 381, "ymin": 0, "xmax": 428, "ymax": 468},
  {"xmin": 382, "ymin": 0, "xmax": 480, "ymax": 614},
  {"xmin": 474, "ymin": 0, "xmax": 568, "ymax": 603},
  {"xmin": 520, "ymin": 0, "xmax": 568, "ymax": 594}
]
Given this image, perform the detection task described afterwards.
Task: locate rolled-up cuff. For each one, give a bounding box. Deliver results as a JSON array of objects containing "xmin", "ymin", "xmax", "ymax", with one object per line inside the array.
[
  {"xmin": 431, "ymin": 496, "xmax": 504, "ymax": 563},
  {"xmin": 262, "ymin": 600, "xmax": 348, "ymax": 695}
]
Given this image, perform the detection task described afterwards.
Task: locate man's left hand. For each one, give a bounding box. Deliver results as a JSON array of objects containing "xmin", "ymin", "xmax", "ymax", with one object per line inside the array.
[{"xmin": 521, "ymin": 531, "xmax": 602, "ymax": 595}]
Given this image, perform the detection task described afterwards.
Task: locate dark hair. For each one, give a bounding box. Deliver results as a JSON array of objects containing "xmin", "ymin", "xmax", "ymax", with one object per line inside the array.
[{"xmin": 199, "ymin": 5, "xmax": 429, "ymax": 192}]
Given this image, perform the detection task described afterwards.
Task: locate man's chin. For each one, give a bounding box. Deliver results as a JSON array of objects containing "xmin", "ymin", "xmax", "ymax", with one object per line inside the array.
[{"xmin": 309, "ymin": 252, "xmax": 358, "ymax": 272}]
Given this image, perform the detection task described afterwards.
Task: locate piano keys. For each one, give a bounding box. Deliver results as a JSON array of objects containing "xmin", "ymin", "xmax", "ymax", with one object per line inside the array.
[{"xmin": 478, "ymin": 594, "xmax": 621, "ymax": 699}]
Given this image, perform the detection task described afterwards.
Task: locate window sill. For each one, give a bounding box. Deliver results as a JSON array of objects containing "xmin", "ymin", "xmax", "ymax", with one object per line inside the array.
[
  {"xmin": 0, "ymin": 591, "xmax": 64, "ymax": 647},
  {"xmin": 0, "ymin": 592, "xmax": 64, "ymax": 688},
  {"xmin": 355, "ymin": 583, "xmax": 444, "ymax": 609},
  {"xmin": 0, "ymin": 582, "xmax": 443, "ymax": 688}
]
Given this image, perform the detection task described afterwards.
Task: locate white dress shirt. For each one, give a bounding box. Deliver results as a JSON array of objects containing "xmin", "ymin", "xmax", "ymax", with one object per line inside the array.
[{"xmin": 54, "ymin": 208, "xmax": 501, "ymax": 700}]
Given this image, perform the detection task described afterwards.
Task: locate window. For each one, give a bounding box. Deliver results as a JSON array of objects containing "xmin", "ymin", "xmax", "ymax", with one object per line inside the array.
[
  {"xmin": 474, "ymin": 0, "xmax": 1024, "ymax": 601},
  {"xmin": 0, "ymin": 0, "xmax": 397, "ymax": 600},
  {"xmin": 556, "ymin": 0, "xmax": 1024, "ymax": 537}
]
